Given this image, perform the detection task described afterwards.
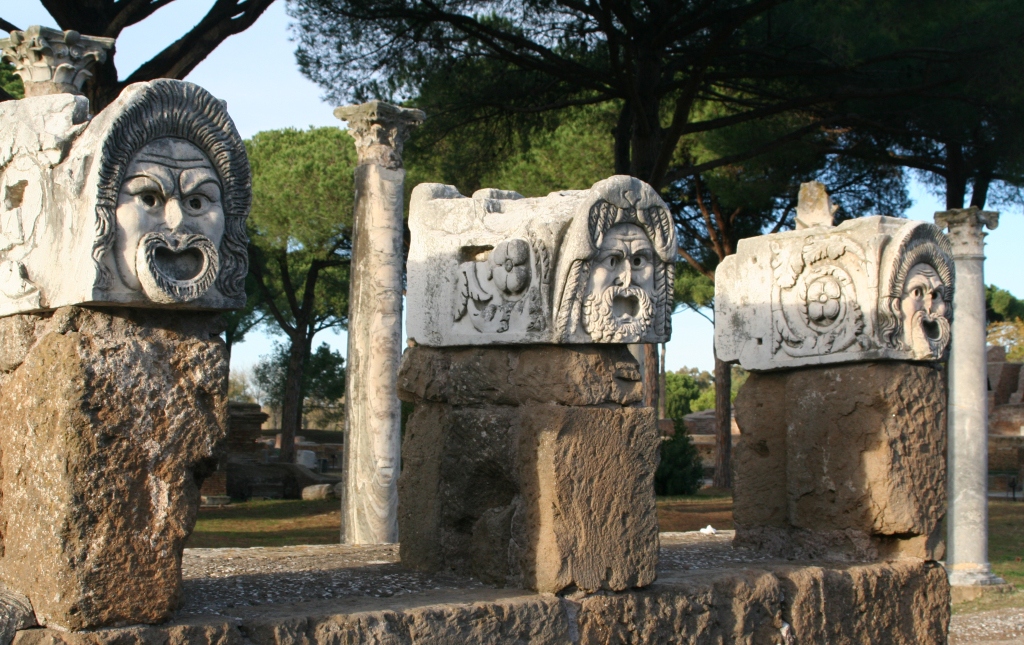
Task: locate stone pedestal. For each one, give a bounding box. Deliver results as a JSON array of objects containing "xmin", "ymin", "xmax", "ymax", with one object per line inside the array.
[
  {"xmin": 732, "ymin": 362, "xmax": 947, "ymax": 561},
  {"xmin": 936, "ymin": 207, "xmax": 1007, "ymax": 589},
  {"xmin": 0, "ymin": 307, "xmax": 227, "ymax": 630},
  {"xmin": 397, "ymin": 345, "xmax": 659, "ymax": 593}
]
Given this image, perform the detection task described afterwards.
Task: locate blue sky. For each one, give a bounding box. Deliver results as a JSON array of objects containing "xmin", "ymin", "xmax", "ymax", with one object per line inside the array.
[{"xmin": 6, "ymin": 1, "xmax": 1022, "ymax": 373}]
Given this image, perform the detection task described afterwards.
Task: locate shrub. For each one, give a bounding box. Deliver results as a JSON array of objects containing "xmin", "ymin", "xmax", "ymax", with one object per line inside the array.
[{"xmin": 654, "ymin": 420, "xmax": 705, "ymax": 496}]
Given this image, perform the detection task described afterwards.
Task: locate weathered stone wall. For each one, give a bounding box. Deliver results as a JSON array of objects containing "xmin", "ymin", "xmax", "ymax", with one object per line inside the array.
[
  {"xmin": 397, "ymin": 345, "xmax": 659, "ymax": 594},
  {"xmin": 0, "ymin": 306, "xmax": 227, "ymax": 630},
  {"xmin": 732, "ymin": 362, "xmax": 947, "ymax": 561},
  {"xmin": 8, "ymin": 549, "xmax": 949, "ymax": 645}
]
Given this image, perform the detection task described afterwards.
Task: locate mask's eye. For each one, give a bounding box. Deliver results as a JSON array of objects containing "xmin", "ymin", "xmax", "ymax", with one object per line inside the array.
[
  {"xmin": 632, "ymin": 256, "xmax": 645, "ymax": 268},
  {"xmin": 140, "ymin": 193, "xmax": 160, "ymax": 208},
  {"xmin": 185, "ymin": 195, "xmax": 206, "ymax": 212},
  {"xmin": 607, "ymin": 256, "xmax": 618, "ymax": 268},
  {"xmin": 912, "ymin": 287, "xmax": 924, "ymax": 298}
]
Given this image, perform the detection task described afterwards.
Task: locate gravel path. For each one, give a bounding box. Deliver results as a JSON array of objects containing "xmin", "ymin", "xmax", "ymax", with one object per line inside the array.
[{"xmin": 950, "ymin": 607, "xmax": 1024, "ymax": 644}]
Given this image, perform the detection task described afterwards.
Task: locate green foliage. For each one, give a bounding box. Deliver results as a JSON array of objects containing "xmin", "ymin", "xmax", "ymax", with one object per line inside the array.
[
  {"xmin": 987, "ymin": 285, "xmax": 1024, "ymax": 323},
  {"xmin": 987, "ymin": 285, "xmax": 1024, "ymax": 362},
  {"xmin": 655, "ymin": 430, "xmax": 705, "ymax": 496},
  {"xmin": 253, "ymin": 342, "xmax": 346, "ymax": 415},
  {"xmin": 664, "ymin": 369, "xmax": 712, "ymax": 420},
  {"xmin": 673, "ymin": 266, "xmax": 716, "ymax": 313},
  {"xmin": 247, "ymin": 127, "xmax": 357, "ymax": 253},
  {"xmin": 673, "ymin": 366, "xmax": 747, "ymax": 413},
  {"xmin": 0, "ymin": 61, "xmax": 23, "ymax": 99}
]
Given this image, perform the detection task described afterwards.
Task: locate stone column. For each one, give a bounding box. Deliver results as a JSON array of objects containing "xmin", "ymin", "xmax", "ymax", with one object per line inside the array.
[
  {"xmin": 935, "ymin": 207, "xmax": 1005, "ymax": 588},
  {"xmin": 0, "ymin": 26, "xmax": 113, "ymax": 98},
  {"xmin": 335, "ymin": 101, "xmax": 424, "ymax": 544}
]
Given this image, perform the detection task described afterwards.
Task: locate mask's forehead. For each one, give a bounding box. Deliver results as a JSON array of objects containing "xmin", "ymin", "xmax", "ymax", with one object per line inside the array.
[{"xmin": 130, "ymin": 137, "xmax": 213, "ymax": 170}]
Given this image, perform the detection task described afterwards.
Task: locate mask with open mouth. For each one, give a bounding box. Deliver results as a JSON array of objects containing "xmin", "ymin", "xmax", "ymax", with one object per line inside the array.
[
  {"xmin": 582, "ymin": 284, "xmax": 654, "ymax": 342},
  {"xmin": 135, "ymin": 232, "xmax": 219, "ymax": 304},
  {"xmin": 908, "ymin": 308, "xmax": 951, "ymax": 360}
]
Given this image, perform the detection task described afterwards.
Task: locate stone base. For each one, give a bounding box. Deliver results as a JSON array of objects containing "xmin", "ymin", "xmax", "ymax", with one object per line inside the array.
[
  {"xmin": 950, "ymin": 582, "xmax": 1016, "ymax": 604},
  {"xmin": 732, "ymin": 362, "xmax": 947, "ymax": 561},
  {"xmin": 0, "ymin": 307, "xmax": 228, "ymax": 631},
  {"xmin": 397, "ymin": 345, "xmax": 658, "ymax": 594},
  {"xmin": 7, "ymin": 534, "xmax": 950, "ymax": 644}
]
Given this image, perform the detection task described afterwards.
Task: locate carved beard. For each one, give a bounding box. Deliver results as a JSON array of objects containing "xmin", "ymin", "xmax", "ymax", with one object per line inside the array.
[
  {"xmin": 135, "ymin": 232, "xmax": 219, "ymax": 304},
  {"xmin": 582, "ymin": 284, "xmax": 654, "ymax": 343},
  {"xmin": 906, "ymin": 308, "xmax": 951, "ymax": 359}
]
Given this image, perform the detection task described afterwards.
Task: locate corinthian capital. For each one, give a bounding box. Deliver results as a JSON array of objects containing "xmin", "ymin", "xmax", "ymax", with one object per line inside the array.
[
  {"xmin": 0, "ymin": 26, "xmax": 114, "ymax": 98},
  {"xmin": 334, "ymin": 101, "xmax": 425, "ymax": 170},
  {"xmin": 934, "ymin": 207, "xmax": 999, "ymax": 259}
]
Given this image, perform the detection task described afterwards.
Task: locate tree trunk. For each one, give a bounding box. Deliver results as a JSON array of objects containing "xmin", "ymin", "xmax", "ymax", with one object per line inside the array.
[
  {"xmin": 278, "ymin": 335, "xmax": 307, "ymax": 464},
  {"xmin": 658, "ymin": 343, "xmax": 667, "ymax": 419},
  {"xmin": 970, "ymin": 169, "xmax": 992, "ymax": 209},
  {"xmin": 945, "ymin": 143, "xmax": 967, "ymax": 210},
  {"xmin": 643, "ymin": 343, "xmax": 659, "ymax": 411},
  {"xmin": 712, "ymin": 354, "xmax": 732, "ymax": 489}
]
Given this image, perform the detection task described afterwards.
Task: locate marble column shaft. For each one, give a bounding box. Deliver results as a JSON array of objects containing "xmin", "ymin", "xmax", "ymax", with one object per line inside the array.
[
  {"xmin": 336, "ymin": 101, "xmax": 423, "ymax": 544},
  {"xmin": 936, "ymin": 207, "xmax": 1004, "ymax": 587}
]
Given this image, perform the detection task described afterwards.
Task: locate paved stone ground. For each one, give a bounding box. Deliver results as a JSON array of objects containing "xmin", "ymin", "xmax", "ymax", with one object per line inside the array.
[{"xmin": 950, "ymin": 607, "xmax": 1024, "ymax": 644}]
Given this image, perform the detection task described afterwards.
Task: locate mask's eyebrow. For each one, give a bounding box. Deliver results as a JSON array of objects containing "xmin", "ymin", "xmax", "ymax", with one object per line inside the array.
[
  {"xmin": 179, "ymin": 167, "xmax": 222, "ymax": 197},
  {"xmin": 122, "ymin": 167, "xmax": 175, "ymax": 197}
]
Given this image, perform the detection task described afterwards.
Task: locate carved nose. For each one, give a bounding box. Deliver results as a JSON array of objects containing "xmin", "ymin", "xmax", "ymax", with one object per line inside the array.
[
  {"xmin": 614, "ymin": 262, "xmax": 632, "ymax": 288},
  {"xmin": 164, "ymin": 199, "xmax": 185, "ymax": 231}
]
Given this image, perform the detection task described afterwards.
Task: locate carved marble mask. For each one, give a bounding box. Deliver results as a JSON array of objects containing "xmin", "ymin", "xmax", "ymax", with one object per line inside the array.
[
  {"xmin": 899, "ymin": 263, "xmax": 950, "ymax": 359},
  {"xmin": 114, "ymin": 138, "xmax": 224, "ymax": 303},
  {"xmin": 582, "ymin": 223, "xmax": 656, "ymax": 342}
]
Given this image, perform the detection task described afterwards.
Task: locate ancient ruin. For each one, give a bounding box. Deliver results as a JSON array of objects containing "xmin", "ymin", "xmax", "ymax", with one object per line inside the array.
[
  {"xmin": 716, "ymin": 184, "xmax": 954, "ymax": 370},
  {"xmin": 716, "ymin": 183, "xmax": 953, "ymax": 624},
  {"xmin": 0, "ymin": 31, "xmax": 249, "ymax": 630},
  {"xmin": 336, "ymin": 101, "xmax": 423, "ymax": 545},
  {"xmin": 397, "ymin": 175, "xmax": 675, "ymax": 593},
  {"xmin": 406, "ymin": 175, "xmax": 676, "ymax": 346},
  {"xmin": 937, "ymin": 207, "xmax": 1010, "ymax": 596}
]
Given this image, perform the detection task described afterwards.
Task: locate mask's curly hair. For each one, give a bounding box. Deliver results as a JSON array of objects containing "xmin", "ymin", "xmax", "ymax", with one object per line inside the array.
[{"xmin": 93, "ymin": 79, "xmax": 250, "ymax": 301}]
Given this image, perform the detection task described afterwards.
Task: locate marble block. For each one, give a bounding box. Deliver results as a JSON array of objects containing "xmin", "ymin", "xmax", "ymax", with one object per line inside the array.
[
  {"xmin": 715, "ymin": 213, "xmax": 954, "ymax": 371},
  {"xmin": 0, "ymin": 79, "xmax": 250, "ymax": 315},
  {"xmin": 406, "ymin": 175, "xmax": 677, "ymax": 346}
]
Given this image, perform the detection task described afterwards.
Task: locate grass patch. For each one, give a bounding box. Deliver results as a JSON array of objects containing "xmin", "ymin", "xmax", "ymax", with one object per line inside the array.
[
  {"xmin": 186, "ymin": 499, "xmax": 340, "ymax": 548},
  {"xmin": 990, "ymin": 500, "xmax": 1024, "ymax": 588},
  {"xmin": 657, "ymin": 491, "xmax": 734, "ymax": 532}
]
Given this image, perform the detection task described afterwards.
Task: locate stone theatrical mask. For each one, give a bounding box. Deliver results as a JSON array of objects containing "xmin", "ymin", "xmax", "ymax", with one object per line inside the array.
[
  {"xmin": 114, "ymin": 138, "xmax": 225, "ymax": 304},
  {"xmin": 0, "ymin": 78, "xmax": 249, "ymax": 315},
  {"xmin": 406, "ymin": 175, "xmax": 676, "ymax": 346},
  {"xmin": 715, "ymin": 183, "xmax": 954, "ymax": 370},
  {"xmin": 580, "ymin": 223, "xmax": 656, "ymax": 343}
]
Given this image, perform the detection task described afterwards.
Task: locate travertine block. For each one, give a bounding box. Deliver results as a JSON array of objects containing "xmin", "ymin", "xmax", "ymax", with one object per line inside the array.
[
  {"xmin": 397, "ymin": 346, "xmax": 658, "ymax": 593},
  {"xmin": 732, "ymin": 362, "xmax": 947, "ymax": 561},
  {"xmin": 407, "ymin": 176, "xmax": 676, "ymax": 346},
  {"xmin": 0, "ymin": 79, "xmax": 250, "ymax": 315},
  {"xmin": 0, "ymin": 307, "xmax": 227, "ymax": 630},
  {"xmin": 715, "ymin": 209, "xmax": 954, "ymax": 370}
]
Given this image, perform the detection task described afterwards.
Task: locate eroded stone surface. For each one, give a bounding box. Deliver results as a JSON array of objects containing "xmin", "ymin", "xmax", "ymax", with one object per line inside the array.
[
  {"xmin": 407, "ymin": 176, "xmax": 676, "ymax": 346},
  {"xmin": 0, "ymin": 306, "xmax": 227, "ymax": 630},
  {"xmin": 0, "ymin": 79, "xmax": 249, "ymax": 315},
  {"xmin": 715, "ymin": 190, "xmax": 954, "ymax": 370},
  {"xmin": 397, "ymin": 345, "xmax": 657, "ymax": 594},
  {"xmin": 732, "ymin": 362, "xmax": 947, "ymax": 561},
  {"xmin": 397, "ymin": 344, "xmax": 644, "ymax": 407},
  {"xmin": 10, "ymin": 537, "xmax": 950, "ymax": 644}
]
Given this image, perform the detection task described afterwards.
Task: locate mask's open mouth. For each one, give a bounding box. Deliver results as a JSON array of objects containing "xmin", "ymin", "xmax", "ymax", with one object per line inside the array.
[
  {"xmin": 921, "ymin": 317, "xmax": 942, "ymax": 341},
  {"xmin": 153, "ymin": 245, "xmax": 206, "ymax": 282},
  {"xmin": 613, "ymin": 294, "xmax": 640, "ymax": 319},
  {"xmin": 136, "ymin": 232, "xmax": 219, "ymax": 304}
]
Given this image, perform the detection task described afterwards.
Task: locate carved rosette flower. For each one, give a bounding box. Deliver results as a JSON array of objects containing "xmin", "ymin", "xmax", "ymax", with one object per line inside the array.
[
  {"xmin": 491, "ymin": 238, "xmax": 531, "ymax": 297},
  {"xmin": 806, "ymin": 276, "xmax": 842, "ymax": 326}
]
